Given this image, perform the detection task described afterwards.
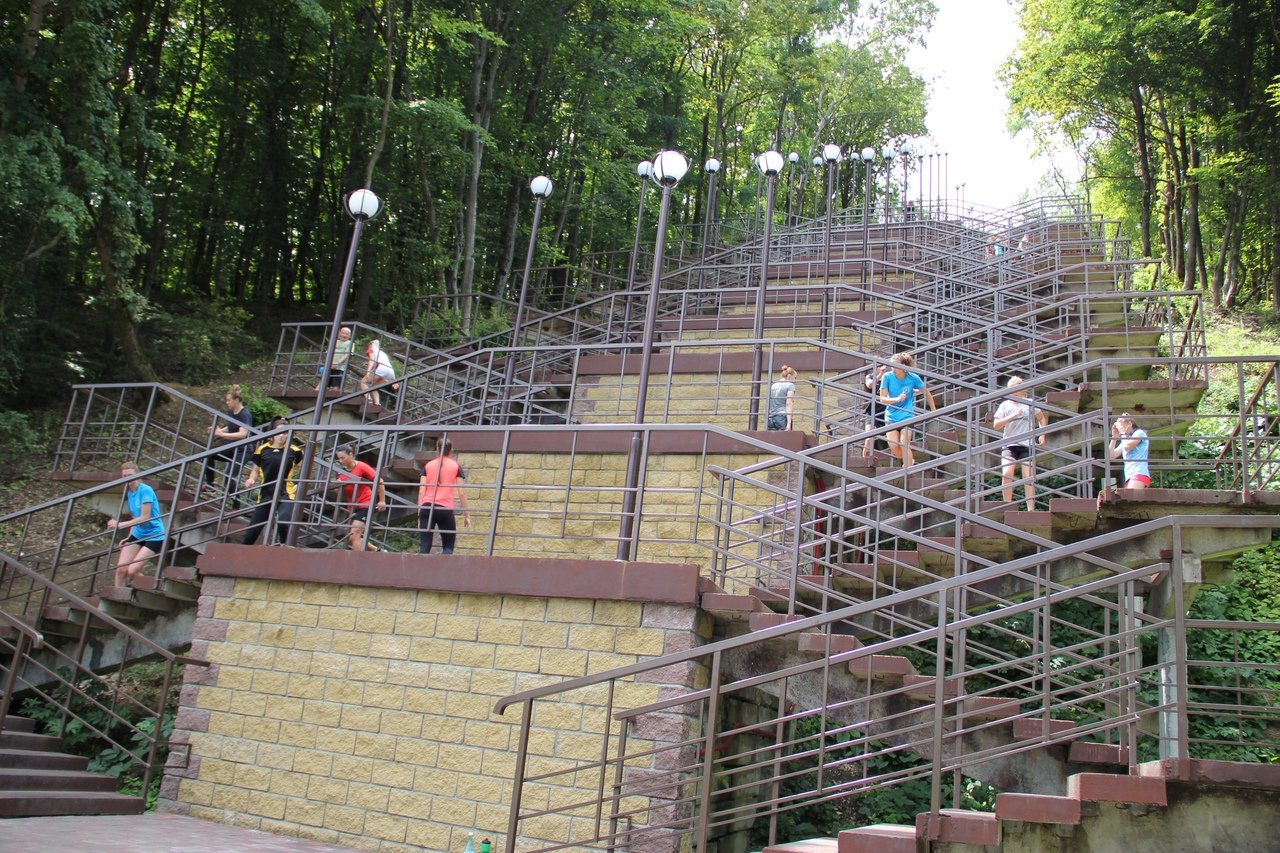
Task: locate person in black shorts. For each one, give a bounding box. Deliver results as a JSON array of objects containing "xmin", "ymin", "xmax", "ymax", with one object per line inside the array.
[
  {"xmin": 992, "ymin": 376, "xmax": 1047, "ymax": 511},
  {"xmin": 862, "ymin": 363, "xmax": 888, "ymax": 456}
]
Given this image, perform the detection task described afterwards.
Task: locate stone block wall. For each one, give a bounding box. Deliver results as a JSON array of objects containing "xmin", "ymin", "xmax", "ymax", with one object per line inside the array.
[
  {"xmin": 452, "ymin": 450, "xmax": 797, "ymax": 565},
  {"xmin": 572, "ymin": 372, "xmax": 823, "ymax": 432},
  {"xmin": 161, "ymin": 546, "xmax": 709, "ymax": 853}
]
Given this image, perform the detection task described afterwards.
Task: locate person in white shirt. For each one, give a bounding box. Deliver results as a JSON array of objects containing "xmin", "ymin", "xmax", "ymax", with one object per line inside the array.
[{"xmin": 992, "ymin": 376, "xmax": 1048, "ymax": 511}]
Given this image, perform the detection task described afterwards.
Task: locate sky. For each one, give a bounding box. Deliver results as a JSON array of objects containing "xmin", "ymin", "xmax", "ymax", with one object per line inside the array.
[{"xmin": 905, "ymin": 0, "xmax": 1080, "ymax": 210}]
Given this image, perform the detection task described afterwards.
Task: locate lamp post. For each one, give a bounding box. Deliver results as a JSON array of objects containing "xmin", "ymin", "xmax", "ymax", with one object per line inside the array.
[
  {"xmin": 313, "ymin": 189, "xmax": 382, "ymax": 422},
  {"xmin": 697, "ymin": 158, "xmax": 720, "ymax": 289},
  {"xmin": 944, "ymin": 152, "xmax": 950, "ymax": 218},
  {"xmin": 622, "ymin": 161, "xmax": 653, "ymax": 337},
  {"xmin": 880, "ymin": 146, "xmax": 895, "ymax": 286},
  {"xmin": 786, "ymin": 151, "xmax": 800, "ymax": 224},
  {"xmin": 501, "ymin": 175, "xmax": 553, "ymax": 422},
  {"xmin": 927, "ymin": 153, "xmax": 935, "ymax": 217},
  {"xmin": 899, "ymin": 142, "xmax": 913, "ymax": 222},
  {"xmin": 860, "ymin": 146, "xmax": 875, "ymax": 288},
  {"xmin": 820, "ymin": 143, "xmax": 841, "ymax": 344},
  {"xmin": 748, "ymin": 150, "xmax": 784, "ymax": 431},
  {"xmin": 617, "ymin": 150, "xmax": 688, "ymax": 560},
  {"xmin": 880, "ymin": 145, "xmax": 895, "ymax": 220},
  {"xmin": 289, "ymin": 188, "xmax": 382, "ymax": 547},
  {"xmin": 812, "ymin": 156, "xmax": 823, "ymax": 217},
  {"xmin": 917, "ymin": 152, "xmax": 924, "ymax": 217}
]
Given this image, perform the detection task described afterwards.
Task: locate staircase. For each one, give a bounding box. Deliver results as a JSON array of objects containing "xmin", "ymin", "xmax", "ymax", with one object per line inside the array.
[
  {"xmin": 3, "ymin": 193, "xmax": 1278, "ymax": 839},
  {"xmin": 0, "ymin": 714, "xmax": 144, "ymax": 817}
]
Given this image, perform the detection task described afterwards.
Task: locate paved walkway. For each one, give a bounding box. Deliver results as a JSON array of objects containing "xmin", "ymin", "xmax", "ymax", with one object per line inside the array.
[{"xmin": 0, "ymin": 813, "xmax": 373, "ymax": 853}]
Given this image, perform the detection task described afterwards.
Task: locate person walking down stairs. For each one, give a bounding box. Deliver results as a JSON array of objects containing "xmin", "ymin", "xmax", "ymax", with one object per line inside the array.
[{"xmin": 993, "ymin": 375, "xmax": 1048, "ymax": 511}]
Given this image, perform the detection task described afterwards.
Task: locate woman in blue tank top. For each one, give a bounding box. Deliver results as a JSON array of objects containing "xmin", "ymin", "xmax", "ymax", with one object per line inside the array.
[
  {"xmin": 879, "ymin": 352, "xmax": 937, "ymax": 469},
  {"xmin": 107, "ymin": 460, "xmax": 167, "ymax": 588}
]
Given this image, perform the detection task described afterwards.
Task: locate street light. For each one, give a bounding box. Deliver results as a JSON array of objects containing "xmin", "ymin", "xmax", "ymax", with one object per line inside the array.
[
  {"xmin": 290, "ymin": 188, "xmax": 382, "ymax": 546},
  {"xmin": 811, "ymin": 156, "xmax": 823, "ymax": 223},
  {"xmin": 927, "ymin": 153, "xmax": 935, "ymax": 216},
  {"xmin": 622, "ymin": 161, "xmax": 653, "ymax": 336},
  {"xmin": 860, "ymin": 146, "xmax": 875, "ymax": 288},
  {"xmin": 916, "ymin": 151, "xmax": 924, "ymax": 218},
  {"xmin": 697, "ymin": 158, "xmax": 721, "ymax": 290},
  {"xmin": 502, "ymin": 175, "xmax": 553, "ymax": 422},
  {"xmin": 617, "ymin": 150, "xmax": 688, "ymax": 560},
  {"xmin": 899, "ymin": 142, "xmax": 914, "ymax": 222},
  {"xmin": 748, "ymin": 150, "xmax": 784, "ymax": 431},
  {"xmin": 787, "ymin": 150, "xmax": 800, "ymax": 224},
  {"xmin": 313, "ymin": 188, "xmax": 382, "ymax": 422},
  {"xmin": 820, "ymin": 143, "xmax": 841, "ymax": 344},
  {"xmin": 880, "ymin": 146, "xmax": 895, "ymax": 286},
  {"xmin": 880, "ymin": 145, "xmax": 895, "ymax": 221}
]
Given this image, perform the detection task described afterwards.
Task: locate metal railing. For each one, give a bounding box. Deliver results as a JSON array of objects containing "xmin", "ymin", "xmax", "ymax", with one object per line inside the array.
[
  {"xmin": 0, "ymin": 552, "xmax": 208, "ymax": 800},
  {"xmin": 493, "ymin": 515, "xmax": 1279, "ymax": 852}
]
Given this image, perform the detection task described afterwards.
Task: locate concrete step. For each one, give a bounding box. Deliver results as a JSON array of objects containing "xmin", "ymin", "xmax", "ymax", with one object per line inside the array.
[
  {"xmin": 762, "ymin": 839, "xmax": 838, "ymax": 853},
  {"xmin": 1068, "ymin": 741, "xmax": 1128, "ymax": 766},
  {"xmin": 0, "ymin": 731, "xmax": 63, "ymax": 752},
  {"xmin": 0, "ymin": 748, "xmax": 88, "ymax": 772},
  {"xmin": 1067, "ymin": 772, "xmax": 1167, "ymax": 806},
  {"xmin": 0, "ymin": 790, "xmax": 145, "ymax": 818},
  {"xmin": 838, "ymin": 823, "xmax": 916, "ymax": 853},
  {"xmin": 0, "ymin": 767, "xmax": 117, "ymax": 792},
  {"xmin": 1, "ymin": 716, "xmax": 35, "ymax": 733},
  {"xmin": 915, "ymin": 808, "xmax": 999, "ymax": 846}
]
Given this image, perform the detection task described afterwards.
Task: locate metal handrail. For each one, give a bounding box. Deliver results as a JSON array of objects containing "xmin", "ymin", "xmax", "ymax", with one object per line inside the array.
[
  {"xmin": 492, "ymin": 515, "xmax": 1278, "ymax": 852},
  {"xmin": 0, "ymin": 551, "xmax": 209, "ymax": 801}
]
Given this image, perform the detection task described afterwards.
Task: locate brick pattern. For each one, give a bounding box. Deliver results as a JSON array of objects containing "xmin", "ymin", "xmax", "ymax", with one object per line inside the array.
[
  {"xmin": 457, "ymin": 450, "xmax": 795, "ymax": 565},
  {"xmin": 162, "ymin": 577, "xmax": 706, "ymax": 853},
  {"xmin": 572, "ymin": 372, "xmax": 817, "ymax": 429}
]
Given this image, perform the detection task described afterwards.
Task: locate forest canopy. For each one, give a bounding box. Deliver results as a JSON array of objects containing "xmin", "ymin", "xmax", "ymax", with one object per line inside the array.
[
  {"xmin": 1005, "ymin": 0, "xmax": 1280, "ymax": 312},
  {"xmin": 0, "ymin": 0, "xmax": 934, "ymax": 408}
]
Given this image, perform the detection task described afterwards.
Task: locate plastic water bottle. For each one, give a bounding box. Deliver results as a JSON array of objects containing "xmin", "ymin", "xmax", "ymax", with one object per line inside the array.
[
  {"xmin": 463, "ymin": 832, "xmax": 476, "ymax": 853},
  {"xmin": 480, "ymin": 840, "xmax": 492, "ymax": 853}
]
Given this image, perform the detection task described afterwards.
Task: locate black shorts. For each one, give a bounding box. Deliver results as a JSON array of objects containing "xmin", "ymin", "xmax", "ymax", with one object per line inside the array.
[
  {"xmin": 1003, "ymin": 444, "xmax": 1031, "ymax": 462},
  {"xmin": 351, "ymin": 507, "xmax": 369, "ymax": 522}
]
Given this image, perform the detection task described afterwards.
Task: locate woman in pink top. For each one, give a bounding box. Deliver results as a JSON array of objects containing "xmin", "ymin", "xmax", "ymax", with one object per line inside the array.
[{"xmin": 418, "ymin": 440, "xmax": 470, "ymax": 554}]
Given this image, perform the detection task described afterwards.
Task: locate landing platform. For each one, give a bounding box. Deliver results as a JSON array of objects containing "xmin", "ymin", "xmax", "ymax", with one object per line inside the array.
[{"xmin": 0, "ymin": 812, "xmax": 367, "ymax": 853}]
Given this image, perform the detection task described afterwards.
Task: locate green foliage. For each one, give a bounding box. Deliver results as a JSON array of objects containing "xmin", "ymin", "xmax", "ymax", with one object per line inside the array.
[
  {"xmin": 1177, "ymin": 539, "xmax": 1280, "ymax": 762},
  {"xmin": 0, "ymin": 409, "xmax": 52, "ymax": 485},
  {"xmin": 242, "ymin": 386, "xmax": 290, "ymax": 427},
  {"xmin": 0, "ymin": 0, "xmax": 933, "ymax": 406},
  {"xmin": 141, "ymin": 300, "xmax": 266, "ymax": 385},
  {"xmin": 747, "ymin": 712, "xmax": 995, "ymax": 846},
  {"xmin": 1007, "ymin": 0, "xmax": 1279, "ymax": 309}
]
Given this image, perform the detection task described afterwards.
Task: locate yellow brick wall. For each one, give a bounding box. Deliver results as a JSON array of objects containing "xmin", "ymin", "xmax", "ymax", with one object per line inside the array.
[
  {"xmin": 163, "ymin": 576, "xmax": 708, "ymax": 853},
  {"xmin": 573, "ymin": 372, "xmax": 822, "ymax": 431},
  {"xmin": 451, "ymin": 451, "xmax": 799, "ymax": 566}
]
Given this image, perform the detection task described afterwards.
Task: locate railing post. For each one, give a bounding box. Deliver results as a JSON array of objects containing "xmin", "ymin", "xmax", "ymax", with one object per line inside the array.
[
  {"xmin": 694, "ymin": 650, "xmax": 723, "ymax": 853},
  {"xmin": 925, "ymin": 586, "xmax": 949, "ymax": 839}
]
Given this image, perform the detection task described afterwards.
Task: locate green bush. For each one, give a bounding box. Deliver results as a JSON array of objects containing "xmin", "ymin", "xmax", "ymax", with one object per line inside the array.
[
  {"xmin": 141, "ymin": 299, "xmax": 266, "ymax": 384},
  {"xmin": 0, "ymin": 409, "xmax": 49, "ymax": 482},
  {"xmin": 242, "ymin": 385, "xmax": 290, "ymax": 426}
]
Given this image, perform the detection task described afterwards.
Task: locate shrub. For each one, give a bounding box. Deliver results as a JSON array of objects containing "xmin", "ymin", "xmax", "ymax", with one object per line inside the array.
[{"xmin": 141, "ymin": 299, "xmax": 266, "ymax": 384}]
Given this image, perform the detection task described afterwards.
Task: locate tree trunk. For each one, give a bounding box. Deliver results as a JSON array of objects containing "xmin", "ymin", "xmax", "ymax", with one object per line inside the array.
[
  {"xmin": 1129, "ymin": 88, "xmax": 1153, "ymax": 257},
  {"xmin": 1182, "ymin": 140, "xmax": 1201, "ymax": 291},
  {"xmin": 93, "ymin": 211, "xmax": 161, "ymax": 386}
]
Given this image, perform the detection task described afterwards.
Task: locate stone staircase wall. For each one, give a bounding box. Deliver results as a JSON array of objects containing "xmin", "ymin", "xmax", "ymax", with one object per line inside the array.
[{"xmin": 160, "ymin": 547, "xmax": 709, "ymax": 852}]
